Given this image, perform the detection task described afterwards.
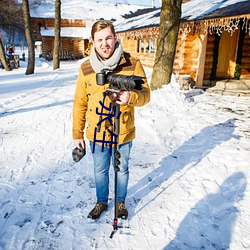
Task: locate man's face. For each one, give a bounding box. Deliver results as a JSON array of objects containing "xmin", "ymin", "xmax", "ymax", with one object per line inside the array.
[{"xmin": 93, "ymin": 27, "xmax": 117, "ymax": 60}]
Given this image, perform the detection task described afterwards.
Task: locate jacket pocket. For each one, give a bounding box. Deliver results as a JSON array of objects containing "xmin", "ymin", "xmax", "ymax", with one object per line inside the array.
[{"xmin": 120, "ymin": 106, "xmax": 135, "ymax": 134}]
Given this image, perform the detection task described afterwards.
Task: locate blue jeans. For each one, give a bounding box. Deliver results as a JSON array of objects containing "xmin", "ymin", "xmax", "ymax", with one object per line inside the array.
[{"xmin": 89, "ymin": 141, "xmax": 132, "ymax": 205}]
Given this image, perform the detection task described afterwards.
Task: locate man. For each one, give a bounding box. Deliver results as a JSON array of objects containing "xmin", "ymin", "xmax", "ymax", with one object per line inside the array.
[{"xmin": 72, "ymin": 20, "xmax": 150, "ymax": 220}]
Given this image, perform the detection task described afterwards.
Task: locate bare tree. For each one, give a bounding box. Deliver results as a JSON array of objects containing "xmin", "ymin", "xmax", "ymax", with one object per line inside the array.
[
  {"xmin": 0, "ymin": 37, "xmax": 11, "ymax": 71},
  {"xmin": 22, "ymin": 0, "xmax": 35, "ymax": 75},
  {"xmin": 0, "ymin": 0, "xmax": 24, "ymax": 39},
  {"xmin": 53, "ymin": 0, "xmax": 61, "ymax": 70},
  {"xmin": 151, "ymin": 0, "xmax": 182, "ymax": 90},
  {"xmin": 0, "ymin": 0, "xmax": 23, "ymax": 71}
]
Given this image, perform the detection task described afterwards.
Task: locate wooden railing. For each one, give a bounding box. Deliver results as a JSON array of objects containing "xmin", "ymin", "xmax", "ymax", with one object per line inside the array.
[{"xmin": 46, "ymin": 51, "xmax": 82, "ymax": 61}]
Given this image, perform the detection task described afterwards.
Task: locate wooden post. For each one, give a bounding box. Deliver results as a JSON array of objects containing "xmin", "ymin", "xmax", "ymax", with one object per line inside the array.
[{"xmin": 195, "ymin": 32, "xmax": 207, "ymax": 88}]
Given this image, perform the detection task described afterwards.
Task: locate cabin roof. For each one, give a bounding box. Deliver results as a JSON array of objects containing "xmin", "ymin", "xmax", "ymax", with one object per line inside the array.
[
  {"xmin": 115, "ymin": 8, "xmax": 160, "ymax": 33},
  {"xmin": 30, "ymin": 0, "xmax": 151, "ymax": 20},
  {"xmin": 182, "ymin": 0, "xmax": 250, "ymax": 21},
  {"xmin": 40, "ymin": 27, "xmax": 91, "ymax": 39},
  {"xmin": 115, "ymin": 0, "xmax": 250, "ymax": 32}
]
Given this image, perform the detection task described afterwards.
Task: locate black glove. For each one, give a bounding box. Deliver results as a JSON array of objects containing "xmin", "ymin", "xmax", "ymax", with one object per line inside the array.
[{"xmin": 72, "ymin": 146, "xmax": 86, "ymax": 162}]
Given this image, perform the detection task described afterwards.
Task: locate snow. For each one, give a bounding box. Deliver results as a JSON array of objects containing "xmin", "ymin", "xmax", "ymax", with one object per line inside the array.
[
  {"xmin": 28, "ymin": 0, "xmax": 250, "ymax": 38},
  {"xmin": 181, "ymin": 0, "xmax": 249, "ymax": 21},
  {"xmin": 0, "ymin": 48, "xmax": 250, "ymax": 249},
  {"xmin": 94, "ymin": 0, "xmax": 161, "ymax": 7},
  {"xmin": 114, "ymin": 0, "xmax": 249, "ymax": 32},
  {"xmin": 114, "ymin": 9, "xmax": 160, "ymax": 32},
  {"xmin": 40, "ymin": 27, "xmax": 92, "ymax": 39},
  {"xmin": 30, "ymin": 0, "xmax": 153, "ymax": 20}
]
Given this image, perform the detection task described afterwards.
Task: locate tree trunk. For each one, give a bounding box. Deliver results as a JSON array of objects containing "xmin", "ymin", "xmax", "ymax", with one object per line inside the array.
[
  {"xmin": 0, "ymin": 37, "xmax": 11, "ymax": 71},
  {"xmin": 53, "ymin": 0, "xmax": 61, "ymax": 70},
  {"xmin": 22, "ymin": 0, "xmax": 35, "ymax": 75},
  {"xmin": 151, "ymin": 0, "xmax": 182, "ymax": 90}
]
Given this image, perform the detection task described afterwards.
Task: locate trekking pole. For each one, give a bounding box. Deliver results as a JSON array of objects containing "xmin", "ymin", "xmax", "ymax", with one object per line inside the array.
[{"xmin": 110, "ymin": 101, "xmax": 121, "ymax": 238}]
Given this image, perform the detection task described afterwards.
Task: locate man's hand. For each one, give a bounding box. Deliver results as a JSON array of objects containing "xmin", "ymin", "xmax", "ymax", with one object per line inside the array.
[
  {"xmin": 74, "ymin": 139, "xmax": 85, "ymax": 149},
  {"xmin": 116, "ymin": 90, "xmax": 130, "ymax": 105},
  {"xmin": 72, "ymin": 139, "xmax": 86, "ymax": 162}
]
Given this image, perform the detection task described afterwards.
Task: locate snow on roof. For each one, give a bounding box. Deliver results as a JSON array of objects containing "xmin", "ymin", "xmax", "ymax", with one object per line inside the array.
[
  {"xmin": 114, "ymin": 0, "xmax": 250, "ymax": 32},
  {"xmin": 40, "ymin": 27, "xmax": 91, "ymax": 39},
  {"xmin": 182, "ymin": 0, "xmax": 250, "ymax": 21},
  {"xmin": 30, "ymin": 0, "xmax": 151, "ymax": 20},
  {"xmin": 114, "ymin": 8, "xmax": 160, "ymax": 32}
]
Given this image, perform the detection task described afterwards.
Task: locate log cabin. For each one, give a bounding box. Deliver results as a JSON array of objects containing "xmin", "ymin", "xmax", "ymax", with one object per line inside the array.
[
  {"xmin": 31, "ymin": 18, "xmax": 92, "ymax": 60},
  {"xmin": 115, "ymin": 0, "xmax": 250, "ymax": 94},
  {"xmin": 30, "ymin": 1, "xmax": 152, "ymax": 61}
]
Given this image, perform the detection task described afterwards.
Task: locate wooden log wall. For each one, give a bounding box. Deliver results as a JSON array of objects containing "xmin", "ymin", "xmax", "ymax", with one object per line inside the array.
[
  {"xmin": 173, "ymin": 34, "xmax": 185, "ymax": 75},
  {"xmin": 134, "ymin": 53, "xmax": 155, "ymax": 68},
  {"xmin": 32, "ymin": 18, "xmax": 86, "ymax": 29},
  {"xmin": 41, "ymin": 37, "xmax": 86, "ymax": 58},
  {"xmin": 173, "ymin": 34, "xmax": 199, "ymax": 80},
  {"xmin": 240, "ymin": 35, "xmax": 250, "ymax": 79},
  {"xmin": 120, "ymin": 39, "xmax": 137, "ymax": 54},
  {"xmin": 120, "ymin": 31, "xmax": 200, "ymax": 78},
  {"xmin": 183, "ymin": 35, "xmax": 198, "ymax": 79},
  {"xmin": 203, "ymin": 34, "xmax": 216, "ymax": 82},
  {"xmin": 72, "ymin": 38, "xmax": 87, "ymax": 56},
  {"xmin": 41, "ymin": 37, "xmax": 53, "ymax": 58},
  {"xmin": 120, "ymin": 38, "xmax": 156, "ymax": 68},
  {"xmin": 203, "ymin": 30, "xmax": 250, "ymax": 82},
  {"xmin": 61, "ymin": 38, "xmax": 74, "ymax": 52},
  {"xmin": 32, "ymin": 17, "xmax": 88, "ymax": 60}
]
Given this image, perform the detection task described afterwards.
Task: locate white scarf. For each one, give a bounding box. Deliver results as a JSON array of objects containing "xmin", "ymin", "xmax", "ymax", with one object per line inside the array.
[{"xmin": 90, "ymin": 41, "xmax": 123, "ymax": 73}]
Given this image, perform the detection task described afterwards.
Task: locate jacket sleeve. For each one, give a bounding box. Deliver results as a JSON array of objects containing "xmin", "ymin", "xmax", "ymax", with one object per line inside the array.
[
  {"xmin": 128, "ymin": 60, "xmax": 150, "ymax": 107},
  {"xmin": 72, "ymin": 68, "xmax": 88, "ymax": 140}
]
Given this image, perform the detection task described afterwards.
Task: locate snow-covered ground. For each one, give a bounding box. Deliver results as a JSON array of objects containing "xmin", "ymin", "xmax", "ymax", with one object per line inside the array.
[{"xmin": 0, "ymin": 50, "xmax": 249, "ymax": 250}]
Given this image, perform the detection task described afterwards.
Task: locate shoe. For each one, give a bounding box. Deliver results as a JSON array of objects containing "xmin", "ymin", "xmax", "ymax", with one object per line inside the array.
[
  {"xmin": 117, "ymin": 202, "xmax": 128, "ymax": 219},
  {"xmin": 87, "ymin": 202, "xmax": 108, "ymax": 220}
]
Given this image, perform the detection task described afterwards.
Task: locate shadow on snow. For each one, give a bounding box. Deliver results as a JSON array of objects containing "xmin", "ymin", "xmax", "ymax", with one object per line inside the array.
[
  {"xmin": 128, "ymin": 118, "xmax": 243, "ymax": 248},
  {"xmin": 0, "ymin": 100, "xmax": 73, "ymax": 117},
  {"xmin": 164, "ymin": 172, "xmax": 246, "ymax": 249}
]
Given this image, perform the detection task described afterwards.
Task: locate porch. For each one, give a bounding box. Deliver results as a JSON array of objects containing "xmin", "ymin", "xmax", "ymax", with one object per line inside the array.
[{"xmin": 205, "ymin": 79, "xmax": 250, "ymax": 97}]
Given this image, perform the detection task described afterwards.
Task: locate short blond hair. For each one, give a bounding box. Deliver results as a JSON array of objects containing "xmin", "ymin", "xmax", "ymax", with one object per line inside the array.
[{"xmin": 91, "ymin": 20, "xmax": 116, "ymax": 40}]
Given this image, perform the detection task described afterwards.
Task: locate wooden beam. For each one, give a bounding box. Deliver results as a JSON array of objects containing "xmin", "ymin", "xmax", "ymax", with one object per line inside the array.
[{"xmin": 195, "ymin": 32, "xmax": 207, "ymax": 87}]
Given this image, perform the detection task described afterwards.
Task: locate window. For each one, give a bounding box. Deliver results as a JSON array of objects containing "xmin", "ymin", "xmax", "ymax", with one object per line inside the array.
[{"xmin": 137, "ymin": 38, "xmax": 156, "ymax": 54}]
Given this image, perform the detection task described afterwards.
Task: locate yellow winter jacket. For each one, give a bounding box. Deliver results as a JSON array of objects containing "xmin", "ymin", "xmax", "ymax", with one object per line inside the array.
[{"xmin": 72, "ymin": 52, "xmax": 150, "ymax": 145}]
